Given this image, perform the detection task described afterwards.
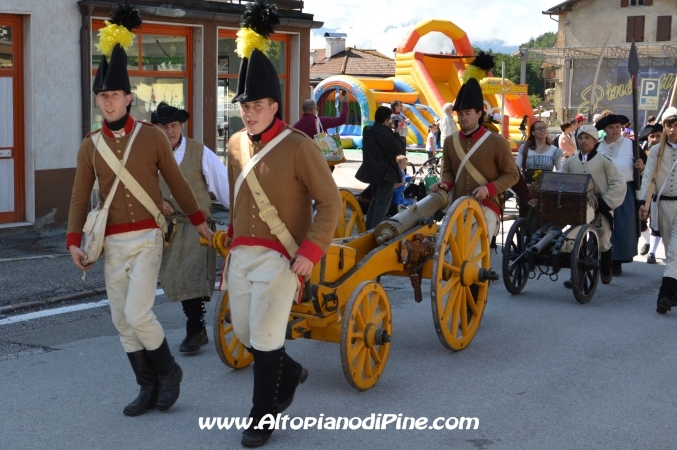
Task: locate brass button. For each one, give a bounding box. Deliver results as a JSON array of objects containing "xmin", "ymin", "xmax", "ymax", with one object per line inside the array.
[
  {"xmin": 116, "ymin": 140, "xmax": 120, "ymax": 144},
  {"xmin": 251, "ymin": 233, "xmax": 255, "ymax": 237},
  {"xmin": 129, "ymin": 204, "xmax": 132, "ymax": 207},
  {"xmin": 124, "ymin": 186, "xmax": 128, "ymax": 190},
  {"xmin": 252, "ymin": 215, "xmax": 256, "ymax": 218},
  {"xmin": 131, "ymin": 212, "xmax": 134, "ymax": 216},
  {"xmin": 251, "ymin": 224, "xmax": 255, "ymax": 228},
  {"xmin": 132, "ymin": 219, "xmax": 136, "ymax": 223},
  {"xmin": 117, "ymin": 150, "xmax": 121, "ymax": 154},
  {"xmin": 252, "ymin": 205, "xmax": 256, "ymax": 209},
  {"xmin": 126, "ymin": 194, "xmax": 130, "ymax": 198}
]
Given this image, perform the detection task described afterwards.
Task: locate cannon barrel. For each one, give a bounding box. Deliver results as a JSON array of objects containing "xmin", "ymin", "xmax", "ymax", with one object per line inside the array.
[
  {"xmin": 374, "ymin": 190, "xmax": 449, "ymax": 245},
  {"xmin": 529, "ymin": 228, "xmax": 562, "ymax": 254}
]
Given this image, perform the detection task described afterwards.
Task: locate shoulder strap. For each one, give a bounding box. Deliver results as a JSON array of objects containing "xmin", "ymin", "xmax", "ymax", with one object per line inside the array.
[
  {"xmin": 94, "ymin": 124, "xmax": 167, "ymax": 233},
  {"xmin": 452, "ymin": 132, "xmax": 491, "ymax": 185},
  {"xmin": 315, "ymin": 116, "xmax": 323, "ymax": 135},
  {"xmin": 92, "ymin": 123, "xmax": 141, "ymax": 212},
  {"xmin": 234, "ymin": 129, "xmax": 292, "ymax": 202}
]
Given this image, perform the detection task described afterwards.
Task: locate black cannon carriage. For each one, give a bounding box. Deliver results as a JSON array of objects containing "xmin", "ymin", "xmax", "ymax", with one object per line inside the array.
[{"xmin": 502, "ymin": 172, "xmax": 601, "ymax": 304}]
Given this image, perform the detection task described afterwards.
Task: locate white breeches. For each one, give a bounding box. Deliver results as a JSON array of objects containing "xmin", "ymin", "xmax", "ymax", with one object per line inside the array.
[
  {"xmin": 227, "ymin": 246, "xmax": 300, "ymax": 352},
  {"xmin": 561, "ymin": 213, "xmax": 612, "ymax": 254},
  {"xmin": 104, "ymin": 229, "xmax": 165, "ymax": 353},
  {"xmin": 657, "ymin": 200, "xmax": 677, "ymax": 279}
]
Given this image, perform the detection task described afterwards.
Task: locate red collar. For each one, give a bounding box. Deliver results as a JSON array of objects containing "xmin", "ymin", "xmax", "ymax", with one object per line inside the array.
[
  {"xmin": 459, "ymin": 126, "xmax": 487, "ymax": 141},
  {"xmin": 259, "ymin": 118, "xmax": 287, "ymax": 144},
  {"xmin": 102, "ymin": 115, "xmax": 135, "ymax": 138}
]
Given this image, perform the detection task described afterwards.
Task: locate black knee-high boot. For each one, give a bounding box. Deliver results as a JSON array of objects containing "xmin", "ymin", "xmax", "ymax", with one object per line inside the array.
[
  {"xmin": 180, "ymin": 298, "xmax": 208, "ymax": 353},
  {"xmin": 657, "ymin": 277, "xmax": 677, "ymax": 314},
  {"xmin": 600, "ymin": 249, "xmax": 613, "ymax": 284},
  {"xmin": 145, "ymin": 339, "xmax": 183, "ymax": 411},
  {"xmin": 277, "ymin": 352, "xmax": 308, "ymax": 413},
  {"xmin": 124, "ymin": 350, "xmax": 159, "ymax": 416},
  {"xmin": 242, "ymin": 347, "xmax": 284, "ymax": 448}
]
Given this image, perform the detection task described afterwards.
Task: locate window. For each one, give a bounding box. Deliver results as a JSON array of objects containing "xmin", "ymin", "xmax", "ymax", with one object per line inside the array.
[
  {"xmin": 216, "ymin": 29, "xmax": 289, "ymax": 154},
  {"xmin": 91, "ymin": 21, "xmax": 192, "ymax": 133},
  {"xmin": 657, "ymin": 16, "xmax": 672, "ymax": 41},
  {"xmin": 622, "ymin": 0, "xmax": 653, "ymax": 6},
  {"xmin": 626, "ymin": 16, "xmax": 645, "ymax": 42}
]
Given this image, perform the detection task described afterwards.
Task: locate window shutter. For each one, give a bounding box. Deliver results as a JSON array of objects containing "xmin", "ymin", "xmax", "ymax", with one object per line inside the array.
[
  {"xmin": 657, "ymin": 16, "xmax": 672, "ymax": 41},
  {"xmin": 621, "ymin": 0, "xmax": 629, "ymax": 7},
  {"xmin": 635, "ymin": 15, "xmax": 645, "ymax": 42},
  {"xmin": 645, "ymin": 0, "xmax": 653, "ymax": 6},
  {"xmin": 626, "ymin": 16, "xmax": 634, "ymax": 42}
]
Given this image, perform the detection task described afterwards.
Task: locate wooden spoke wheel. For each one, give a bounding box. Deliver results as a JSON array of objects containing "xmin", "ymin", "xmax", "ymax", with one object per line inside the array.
[
  {"xmin": 213, "ymin": 291, "xmax": 253, "ymax": 369},
  {"xmin": 340, "ymin": 281, "xmax": 392, "ymax": 390},
  {"xmin": 431, "ymin": 197, "xmax": 491, "ymax": 351},
  {"xmin": 570, "ymin": 224, "xmax": 600, "ymax": 304},
  {"xmin": 334, "ymin": 189, "xmax": 366, "ymax": 238},
  {"xmin": 502, "ymin": 218, "xmax": 532, "ymax": 295}
]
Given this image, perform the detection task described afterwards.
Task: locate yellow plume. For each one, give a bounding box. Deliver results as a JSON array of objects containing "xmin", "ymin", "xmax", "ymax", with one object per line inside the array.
[
  {"xmin": 235, "ymin": 28, "xmax": 269, "ymax": 59},
  {"xmin": 96, "ymin": 21, "xmax": 136, "ymax": 58},
  {"xmin": 462, "ymin": 65, "xmax": 488, "ymax": 83}
]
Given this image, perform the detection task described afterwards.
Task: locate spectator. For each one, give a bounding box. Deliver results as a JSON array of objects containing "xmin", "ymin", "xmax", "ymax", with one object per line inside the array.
[
  {"xmin": 426, "ymin": 123, "xmax": 439, "ymax": 160},
  {"xmin": 558, "ymin": 121, "xmax": 577, "ymax": 159},
  {"xmin": 392, "ymin": 155, "xmax": 415, "ymax": 209},
  {"xmin": 390, "ymin": 100, "xmax": 410, "ymax": 146},
  {"xmin": 519, "ymin": 115, "xmax": 528, "ymax": 141},
  {"xmin": 355, "ymin": 106, "xmax": 406, "ymax": 228},
  {"xmin": 292, "ymin": 92, "xmax": 348, "ymax": 139},
  {"xmin": 439, "ymin": 102, "xmax": 458, "ymax": 147}
]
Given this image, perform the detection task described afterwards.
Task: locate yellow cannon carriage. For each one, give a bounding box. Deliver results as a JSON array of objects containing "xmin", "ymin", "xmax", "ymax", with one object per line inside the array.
[{"xmin": 210, "ymin": 193, "xmax": 498, "ymax": 390}]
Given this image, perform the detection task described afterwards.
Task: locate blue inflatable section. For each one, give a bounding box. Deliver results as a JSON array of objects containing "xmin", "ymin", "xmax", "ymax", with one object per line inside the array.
[{"xmin": 401, "ymin": 104, "xmax": 429, "ymax": 146}]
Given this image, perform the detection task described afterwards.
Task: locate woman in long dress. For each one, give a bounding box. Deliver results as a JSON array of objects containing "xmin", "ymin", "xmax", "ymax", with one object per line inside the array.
[
  {"xmin": 515, "ymin": 120, "xmax": 563, "ymax": 231},
  {"xmin": 596, "ymin": 114, "xmax": 645, "ymax": 275}
]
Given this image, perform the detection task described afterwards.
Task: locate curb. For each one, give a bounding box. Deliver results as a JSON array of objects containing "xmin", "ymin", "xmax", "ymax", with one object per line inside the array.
[{"xmin": 0, "ymin": 287, "xmax": 108, "ymax": 315}]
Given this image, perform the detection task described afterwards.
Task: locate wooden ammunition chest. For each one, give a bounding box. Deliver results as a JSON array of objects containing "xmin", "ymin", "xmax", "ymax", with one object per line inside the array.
[{"xmin": 538, "ymin": 172, "xmax": 596, "ymax": 226}]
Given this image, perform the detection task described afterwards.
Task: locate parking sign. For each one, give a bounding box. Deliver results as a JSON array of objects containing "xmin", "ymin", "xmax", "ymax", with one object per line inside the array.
[{"xmin": 640, "ymin": 78, "xmax": 660, "ymax": 110}]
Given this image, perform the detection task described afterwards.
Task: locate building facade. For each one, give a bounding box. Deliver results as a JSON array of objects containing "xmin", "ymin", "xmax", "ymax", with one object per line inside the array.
[
  {"xmin": 535, "ymin": 0, "xmax": 676, "ymax": 121},
  {"xmin": 0, "ymin": 0, "xmax": 319, "ymax": 229}
]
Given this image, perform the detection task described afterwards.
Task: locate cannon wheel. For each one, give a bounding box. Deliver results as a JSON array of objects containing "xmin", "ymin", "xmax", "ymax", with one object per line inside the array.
[
  {"xmin": 502, "ymin": 218, "xmax": 532, "ymax": 294},
  {"xmin": 334, "ymin": 189, "xmax": 366, "ymax": 238},
  {"xmin": 570, "ymin": 224, "xmax": 600, "ymax": 304},
  {"xmin": 340, "ymin": 281, "xmax": 392, "ymax": 390},
  {"xmin": 431, "ymin": 197, "xmax": 491, "ymax": 351},
  {"xmin": 213, "ymin": 291, "xmax": 253, "ymax": 369}
]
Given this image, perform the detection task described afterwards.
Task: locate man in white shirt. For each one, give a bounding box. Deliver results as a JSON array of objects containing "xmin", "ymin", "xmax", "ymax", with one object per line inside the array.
[
  {"xmin": 439, "ymin": 102, "xmax": 458, "ymax": 147},
  {"xmin": 639, "ymin": 107, "xmax": 677, "ymax": 313},
  {"xmin": 152, "ymin": 102, "xmax": 230, "ymax": 353}
]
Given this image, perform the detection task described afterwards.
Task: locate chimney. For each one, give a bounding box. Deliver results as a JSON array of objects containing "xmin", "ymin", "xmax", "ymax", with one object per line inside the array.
[
  {"xmin": 310, "ymin": 49, "xmax": 316, "ymax": 66},
  {"xmin": 324, "ymin": 32, "xmax": 347, "ymax": 59}
]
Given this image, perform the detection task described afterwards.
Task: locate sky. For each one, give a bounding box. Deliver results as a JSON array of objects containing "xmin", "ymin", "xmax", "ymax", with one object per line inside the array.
[{"xmin": 304, "ymin": 0, "xmax": 559, "ymax": 56}]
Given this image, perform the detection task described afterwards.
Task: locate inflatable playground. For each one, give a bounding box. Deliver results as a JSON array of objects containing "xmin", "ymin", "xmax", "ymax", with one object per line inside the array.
[{"xmin": 314, "ymin": 19, "xmax": 535, "ymax": 150}]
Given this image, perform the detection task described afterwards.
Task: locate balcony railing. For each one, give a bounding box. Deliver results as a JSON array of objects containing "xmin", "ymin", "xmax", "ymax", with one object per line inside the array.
[{"xmin": 210, "ymin": 0, "xmax": 303, "ymax": 11}]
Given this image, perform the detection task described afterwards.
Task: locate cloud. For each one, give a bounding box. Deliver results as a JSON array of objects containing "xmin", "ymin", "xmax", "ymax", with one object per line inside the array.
[{"xmin": 305, "ymin": 0, "xmax": 556, "ymax": 55}]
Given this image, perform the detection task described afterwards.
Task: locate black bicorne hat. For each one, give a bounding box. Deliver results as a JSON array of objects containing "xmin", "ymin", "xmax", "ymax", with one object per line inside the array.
[
  {"xmin": 453, "ymin": 78, "xmax": 484, "ymax": 112},
  {"xmin": 595, "ymin": 114, "xmax": 630, "ymax": 131},
  {"xmin": 638, "ymin": 123, "xmax": 664, "ymax": 142},
  {"xmin": 151, "ymin": 102, "xmax": 190, "ymax": 125},
  {"xmin": 93, "ymin": 44, "xmax": 131, "ymax": 94}
]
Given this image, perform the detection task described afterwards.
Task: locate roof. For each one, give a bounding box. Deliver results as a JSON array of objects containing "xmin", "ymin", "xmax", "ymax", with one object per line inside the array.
[
  {"xmin": 310, "ymin": 48, "xmax": 395, "ymax": 79},
  {"xmin": 542, "ymin": 0, "xmax": 578, "ymax": 15}
]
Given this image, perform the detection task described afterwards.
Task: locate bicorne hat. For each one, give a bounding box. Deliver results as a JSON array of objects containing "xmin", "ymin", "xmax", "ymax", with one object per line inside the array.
[
  {"xmin": 594, "ymin": 114, "xmax": 630, "ymax": 131},
  {"xmin": 638, "ymin": 123, "xmax": 664, "ymax": 142},
  {"xmin": 92, "ymin": 1, "xmax": 142, "ymax": 94},
  {"xmin": 151, "ymin": 102, "xmax": 190, "ymax": 125},
  {"xmin": 232, "ymin": 1, "xmax": 282, "ymax": 120}
]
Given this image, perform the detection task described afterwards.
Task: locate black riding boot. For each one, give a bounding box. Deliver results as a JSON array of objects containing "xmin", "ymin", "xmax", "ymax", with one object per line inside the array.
[
  {"xmin": 657, "ymin": 277, "xmax": 677, "ymax": 314},
  {"xmin": 600, "ymin": 250, "xmax": 613, "ymax": 284},
  {"xmin": 277, "ymin": 352, "xmax": 308, "ymax": 413},
  {"xmin": 180, "ymin": 298, "xmax": 208, "ymax": 353},
  {"xmin": 242, "ymin": 347, "xmax": 284, "ymax": 448},
  {"xmin": 123, "ymin": 350, "xmax": 159, "ymax": 416},
  {"xmin": 145, "ymin": 339, "xmax": 183, "ymax": 410}
]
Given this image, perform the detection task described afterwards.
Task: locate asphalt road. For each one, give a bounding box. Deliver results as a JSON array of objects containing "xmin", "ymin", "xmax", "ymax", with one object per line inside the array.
[{"xmin": 0, "ymin": 230, "xmax": 673, "ymax": 450}]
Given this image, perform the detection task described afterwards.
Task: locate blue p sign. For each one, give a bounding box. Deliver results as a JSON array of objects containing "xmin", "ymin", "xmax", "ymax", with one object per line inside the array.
[{"xmin": 641, "ymin": 79, "xmax": 658, "ymax": 97}]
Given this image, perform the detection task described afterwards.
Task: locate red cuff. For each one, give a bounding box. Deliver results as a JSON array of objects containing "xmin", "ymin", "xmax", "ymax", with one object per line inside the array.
[
  {"xmin": 227, "ymin": 223, "xmax": 233, "ymax": 238},
  {"xmin": 66, "ymin": 232, "xmax": 82, "ymax": 250},
  {"xmin": 441, "ymin": 181, "xmax": 452, "ymax": 192},
  {"xmin": 296, "ymin": 239, "xmax": 324, "ymax": 265},
  {"xmin": 188, "ymin": 210, "xmax": 206, "ymax": 226},
  {"xmin": 485, "ymin": 183, "xmax": 497, "ymax": 197}
]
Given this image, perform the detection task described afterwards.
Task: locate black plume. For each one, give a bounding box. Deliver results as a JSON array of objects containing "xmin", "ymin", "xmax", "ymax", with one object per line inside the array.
[
  {"xmin": 240, "ymin": 0, "xmax": 280, "ymax": 38},
  {"xmin": 110, "ymin": 1, "xmax": 143, "ymax": 31},
  {"xmin": 471, "ymin": 51, "xmax": 495, "ymax": 72}
]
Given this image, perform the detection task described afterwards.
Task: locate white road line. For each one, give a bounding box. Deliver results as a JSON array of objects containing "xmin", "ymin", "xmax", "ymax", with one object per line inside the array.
[{"xmin": 0, "ymin": 289, "xmax": 165, "ymax": 326}]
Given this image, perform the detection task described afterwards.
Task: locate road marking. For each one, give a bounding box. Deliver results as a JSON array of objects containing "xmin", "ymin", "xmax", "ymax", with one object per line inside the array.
[{"xmin": 0, "ymin": 289, "xmax": 164, "ymax": 326}]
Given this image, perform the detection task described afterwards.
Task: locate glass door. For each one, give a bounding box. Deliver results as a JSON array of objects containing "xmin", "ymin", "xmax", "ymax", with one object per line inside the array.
[{"xmin": 0, "ymin": 15, "xmax": 24, "ymax": 224}]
